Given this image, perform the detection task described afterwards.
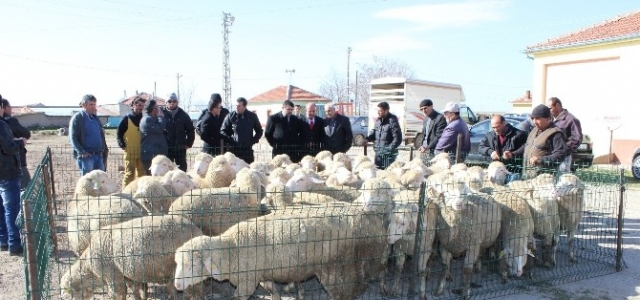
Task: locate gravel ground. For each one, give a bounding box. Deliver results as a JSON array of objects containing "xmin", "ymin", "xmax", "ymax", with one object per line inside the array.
[{"xmin": 0, "ymin": 131, "xmax": 638, "ymax": 300}]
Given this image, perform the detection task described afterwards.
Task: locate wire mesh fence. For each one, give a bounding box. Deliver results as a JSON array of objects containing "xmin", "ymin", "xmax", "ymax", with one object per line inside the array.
[{"xmin": 18, "ymin": 145, "xmax": 629, "ymax": 300}]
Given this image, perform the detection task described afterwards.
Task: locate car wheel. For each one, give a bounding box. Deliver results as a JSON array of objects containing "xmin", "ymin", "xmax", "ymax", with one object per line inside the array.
[
  {"xmin": 353, "ymin": 134, "xmax": 366, "ymax": 146},
  {"xmin": 632, "ymin": 155, "xmax": 640, "ymax": 180}
]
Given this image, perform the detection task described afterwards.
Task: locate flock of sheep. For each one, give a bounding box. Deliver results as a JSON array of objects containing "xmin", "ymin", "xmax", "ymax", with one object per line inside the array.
[{"xmin": 59, "ymin": 150, "xmax": 586, "ymax": 300}]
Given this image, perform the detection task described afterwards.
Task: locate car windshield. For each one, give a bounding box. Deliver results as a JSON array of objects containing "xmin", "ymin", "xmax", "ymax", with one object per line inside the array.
[
  {"xmin": 470, "ymin": 118, "xmax": 523, "ymax": 136},
  {"xmin": 349, "ymin": 117, "xmax": 359, "ymax": 125}
]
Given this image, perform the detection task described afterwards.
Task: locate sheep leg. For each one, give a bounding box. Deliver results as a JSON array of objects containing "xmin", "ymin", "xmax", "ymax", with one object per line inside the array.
[
  {"xmin": 259, "ymin": 281, "xmax": 281, "ymax": 300},
  {"xmin": 435, "ymin": 249, "xmax": 452, "ymax": 296},
  {"xmin": 416, "ymin": 248, "xmax": 432, "ymax": 300},
  {"xmin": 461, "ymin": 247, "xmax": 481, "ymax": 300},
  {"xmin": 567, "ymin": 214, "xmax": 580, "ymax": 263},
  {"xmin": 320, "ymin": 262, "xmax": 360, "ymax": 300},
  {"xmin": 231, "ymin": 274, "xmax": 257, "ymax": 300},
  {"xmin": 389, "ymin": 251, "xmax": 406, "ymax": 296},
  {"xmin": 89, "ymin": 258, "xmax": 128, "ymax": 300}
]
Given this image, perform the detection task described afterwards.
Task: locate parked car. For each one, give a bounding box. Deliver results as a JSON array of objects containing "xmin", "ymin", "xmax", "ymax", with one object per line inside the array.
[
  {"xmin": 468, "ymin": 117, "xmax": 525, "ymax": 154},
  {"xmin": 348, "ymin": 116, "xmax": 368, "ymax": 146},
  {"xmin": 632, "ymin": 147, "xmax": 640, "ymax": 180}
]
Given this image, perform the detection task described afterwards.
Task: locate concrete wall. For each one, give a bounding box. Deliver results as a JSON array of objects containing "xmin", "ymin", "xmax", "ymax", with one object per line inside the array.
[
  {"xmin": 15, "ymin": 113, "xmax": 109, "ymax": 129},
  {"xmin": 530, "ymin": 39, "xmax": 640, "ymax": 164}
]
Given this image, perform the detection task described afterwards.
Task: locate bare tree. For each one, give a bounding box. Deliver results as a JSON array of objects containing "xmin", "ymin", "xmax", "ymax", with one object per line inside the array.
[
  {"xmin": 179, "ymin": 82, "xmax": 198, "ymax": 112},
  {"xmin": 318, "ymin": 56, "xmax": 415, "ymax": 115}
]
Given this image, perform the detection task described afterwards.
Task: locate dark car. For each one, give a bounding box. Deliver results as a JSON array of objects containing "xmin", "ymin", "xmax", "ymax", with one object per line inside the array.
[
  {"xmin": 632, "ymin": 147, "xmax": 640, "ymax": 180},
  {"xmin": 348, "ymin": 116, "xmax": 368, "ymax": 146},
  {"xmin": 468, "ymin": 117, "xmax": 525, "ymax": 154},
  {"xmin": 571, "ymin": 135, "xmax": 594, "ymax": 170}
]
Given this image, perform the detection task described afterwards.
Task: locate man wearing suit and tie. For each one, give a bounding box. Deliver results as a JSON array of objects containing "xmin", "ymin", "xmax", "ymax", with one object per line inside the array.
[
  {"xmin": 323, "ymin": 104, "xmax": 353, "ymax": 155},
  {"xmin": 303, "ymin": 103, "xmax": 324, "ymax": 157},
  {"xmin": 265, "ymin": 100, "xmax": 306, "ymax": 163},
  {"xmin": 418, "ymin": 99, "xmax": 447, "ymax": 157}
]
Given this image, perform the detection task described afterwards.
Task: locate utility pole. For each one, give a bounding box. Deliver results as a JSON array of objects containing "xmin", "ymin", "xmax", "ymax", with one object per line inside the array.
[
  {"xmin": 346, "ymin": 47, "xmax": 352, "ymax": 104},
  {"xmin": 285, "ymin": 69, "xmax": 295, "ymax": 85},
  {"xmin": 354, "ymin": 70, "xmax": 358, "ymax": 115},
  {"xmin": 222, "ymin": 12, "xmax": 235, "ymax": 109},
  {"xmin": 176, "ymin": 73, "xmax": 182, "ymax": 99}
]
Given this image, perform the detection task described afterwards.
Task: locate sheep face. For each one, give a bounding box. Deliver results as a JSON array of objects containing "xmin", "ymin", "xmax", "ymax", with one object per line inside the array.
[
  {"xmin": 488, "ymin": 166, "xmax": 511, "ymax": 185},
  {"xmin": 334, "ymin": 167, "xmax": 356, "ymax": 185},
  {"xmin": 501, "ymin": 240, "xmax": 534, "ymax": 277},
  {"xmin": 357, "ymin": 167, "xmax": 376, "ymax": 181},
  {"xmin": 60, "ymin": 263, "xmax": 94, "ymax": 300},
  {"xmin": 193, "ymin": 154, "xmax": 214, "ymax": 177},
  {"xmin": 84, "ymin": 170, "xmax": 118, "ymax": 195},
  {"xmin": 285, "ymin": 171, "xmax": 324, "ymax": 192},
  {"xmin": 269, "ymin": 168, "xmax": 291, "ymax": 185},
  {"xmin": 387, "ymin": 205, "xmax": 418, "ymax": 244},
  {"xmin": 437, "ymin": 189, "xmax": 469, "ymax": 211},
  {"xmin": 300, "ymin": 156, "xmax": 317, "ymax": 170},
  {"xmin": 226, "ymin": 155, "xmax": 250, "ymax": 174},
  {"xmin": 150, "ymin": 155, "xmax": 176, "ymax": 176},
  {"xmin": 174, "ymin": 249, "xmax": 220, "ymax": 291},
  {"xmin": 358, "ymin": 178, "xmax": 396, "ymax": 212},
  {"xmin": 162, "ymin": 170, "xmax": 197, "ymax": 195}
]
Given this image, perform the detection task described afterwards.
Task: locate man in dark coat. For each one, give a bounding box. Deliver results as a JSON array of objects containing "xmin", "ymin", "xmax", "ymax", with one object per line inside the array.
[
  {"xmin": 366, "ymin": 102, "xmax": 402, "ymax": 169},
  {"xmin": 265, "ymin": 100, "xmax": 306, "ymax": 163},
  {"xmin": 547, "ymin": 97, "xmax": 583, "ymax": 173},
  {"xmin": 323, "ymin": 103, "xmax": 352, "ymax": 155},
  {"xmin": 220, "ymin": 97, "xmax": 263, "ymax": 164},
  {"xmin": 417, "ymin": 99, "xmax": 447, "ymax": 156},
  {"xmin": 196, "ymin": 94, "xmax": 229, "ymax": 137},
  {"xmin": 478, "ymin": 114, "xmax": 527, "ymax": 168},
  {"xmin": 162, "ymin": 93, "xmax": 195, "ymax": 172},
  {"xmin": 1, "ymin": 98, "xmax": 31, "ymax": 190},
  {"xmin": 199, "ymin": 94, "xmax": 226, "ymax": 156},
  {"xmin": 302, "ymin": 103, "xmax": 324, "ymax": 157}
]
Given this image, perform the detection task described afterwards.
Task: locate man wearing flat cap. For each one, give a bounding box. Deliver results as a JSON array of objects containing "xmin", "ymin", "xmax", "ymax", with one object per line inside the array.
[
  {"xmin": 516, "ymin": 104, "xmax": 567, "ymax": 179},
  {"xmin": 434, "ymin": 102, "xmax": 471, "ymax": 163},
  {"xmin": 418, "ymin": 99, "xmax": 446, "ymax": 156}
]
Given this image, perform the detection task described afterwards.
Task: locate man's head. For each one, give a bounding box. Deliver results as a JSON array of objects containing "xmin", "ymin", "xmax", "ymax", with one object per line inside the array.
[
  {"xmin": 546, "ymin": 97, "xmax": 563, "ymax": 118},
  {"xmin": 208, "ymin": 94, "xmax": 223, "ymax": 117},
  {"xmin": 294, "ymin": 105, "xmax": 301, "ymax": 116},
  {"xmin": 131, "ymin": 96, "xmax": 145, "ymax": 115},
  {"xmin": 530, "ymin": 104, "xmax": 552, "ymax": 130},
  {"xmin": 167, "ymin": 93, "xmax": 179, "ymax": 110},
  {"xmin": 307, "ymin": 103, "xmax": 317, "ymax": 119},
  {"xmin": 145, "ymin": 99, "xmax": 159, "ymax": 117},
  {"xmin": 491, "ymin": 115, "xmax": 508, "ymax": 136},
  {"xmin": 419, "ymin": 99, "xmax": 434, "ymax": 116},
  {"xmin": 377, "ymin": 102, "xmax": 390, "ymax": 119},
  {"xmin": 0, "ymin": 98, "xmax": 6, "ymax": 116},
  {"xmin": 80, "ymin": 94, "xmax": 97, "ymax": 115},
  {"xmin": 325, "ymin": 104, "xmax": 336, "ymax": 119},
  {"xmin": 1, "ymin": 99, "xmax": 12, "ymax": 116},
  {"xmin": 282, "ymin": 100, "xmax": 294, "ymax": 116},
  {"xmin": 442, "ymin": 102, "xmax": 460, "ymax": 123},
  {"xmin": 236, "ymin": 97, "xmax": 248, "ymax": 114}
]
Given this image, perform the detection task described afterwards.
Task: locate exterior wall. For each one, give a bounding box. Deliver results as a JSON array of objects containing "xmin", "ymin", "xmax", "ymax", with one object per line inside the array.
[
  {"xmin": 530, "ymin": 39, "xmax": 640, "ymax": 164},
  {"xmin": 511, "ymin": 103, "xmax": 533, "ymax": 114},
  {"xmin": 101, "ymin": 104, "xmax": 130, "ymax": 116},
  {"xmin": 15, "ymin": 113, "xmax": 109, "ymax": 129}
]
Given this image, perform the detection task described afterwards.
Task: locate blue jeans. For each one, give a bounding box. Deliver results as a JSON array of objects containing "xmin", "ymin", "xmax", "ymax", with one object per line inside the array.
[
  {"xmin": 0, "ymin": 178, "xmax": 23, "ymax": 252},
  {"xmin": 77, "ymin": 153, "xmax": 105, "ymax": 175}
]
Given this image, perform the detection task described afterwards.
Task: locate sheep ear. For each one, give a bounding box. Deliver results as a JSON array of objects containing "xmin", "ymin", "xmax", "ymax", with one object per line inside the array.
[
  {"xmin": 310, "ymin": 177, "xmax": 325, "ymax": 184},
  {"xmin": 527, "ymin": 249, "xmax": 535, "ymax": 258},
  {"xmin": 523, "ymin": 188, "xmax": 534, "ymax": 199}
]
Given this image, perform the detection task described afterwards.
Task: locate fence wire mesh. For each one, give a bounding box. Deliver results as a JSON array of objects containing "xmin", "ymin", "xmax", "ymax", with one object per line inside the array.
[{"xmin": 19, "ymin": 145, "xmax": 629, "ymax": 300}]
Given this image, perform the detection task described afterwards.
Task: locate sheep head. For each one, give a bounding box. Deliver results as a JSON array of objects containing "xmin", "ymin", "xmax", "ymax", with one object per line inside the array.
[
  {"xmin": 174, "ymin": 236, "xmax": 220, "ymax": 291},
  {"xmin": 300, "ymin": 155, "xmax": 318, "ymax": 170},
  {"xmin": 387, "ymin": 203, "xmax": 419, "ymax": 245},
  {"xmin": 431, "ymin": 186, "xmax": 470, "ymax": 211},
  {"xmin": 192, "ymin": 153, "xmax": 214, "ymax": 177},
  {"xmin": 285, "ymin": 169, "xmax": 324, "ymax": 192},
  {"xmin": 82, "ymin": 170, "xmax": 118, "ymax": 195},
  {"xmin": 401, "ymin": 169, "xmax": 424, "ymax": 190},
  {"xmin": 357, "ymin": 178, "xmax": 396, "ymax": 212},
  {"xmin": 487, "ymin": 162, "xmax": 512, "ymax": 185},
  {"xmin": 161, "ymin": 170, "xmax": 196, "ymax": 195},
  {"xmin": 224, "ymin": 152, "xmax": 250, "ymax": 174},
  {"xmin": 60, "ymin": 259, "xmax": 95, "ymax": 300},
  {"xmin": 269, "ymin": 168, "xmax": 291, "ymax": 186},
  {"xmin": 500, "ymin": 236, "xmax": 535, "ymax": 278},
  {"xmin": 261, "ymin": 182, "xmax": 294, "ymax": 210},
  {"xmin": 150, "ymin": 155, "xmax": 176, "ymax": 176},
  {"xmin": 333, "ymin": 152, "xmax": 352, "ymax": 170},
  {"xmin": 271, "ymin": 154, "xmax": 293, "ymax": 167},
  {"xmin": 285, "ymin": 163, "xmax": 301, "ymax": 177}
]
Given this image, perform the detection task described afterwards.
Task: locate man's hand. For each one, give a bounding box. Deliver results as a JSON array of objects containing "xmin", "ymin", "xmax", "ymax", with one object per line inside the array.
[
  {"xmin": 82, "ymin": 152, "xmax": 90, "ymax": 158},
  {"xmin": 529, "ymin": 156, "xmax": 539, "ymax": 165},
  {"xmin": 491, "ymin": 151, "xmax": 500, "ymax": 160},
  {"xmin": 419, "ymin": 146, "xmax": 427, "ymax": 153},
  {"xmin": 503, "ymin": 151, "xmax": 513, "ymax": 160}
]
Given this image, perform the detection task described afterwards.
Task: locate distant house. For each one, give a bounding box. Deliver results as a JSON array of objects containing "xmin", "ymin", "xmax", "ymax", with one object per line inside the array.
[
  {"xmin": 14, "ymin": 104, "xmax": 118, "ymax": 129},
  {"xmin": 510, "ymin": 90, "xmax": 533, "ymax": 114},
  {"xmin": 248, "ymin": 85, "xmax": 332, "ymax": 127},
  {"xmin": 524, "ymin": 11, "xmax": 640, "ymax": 164}
]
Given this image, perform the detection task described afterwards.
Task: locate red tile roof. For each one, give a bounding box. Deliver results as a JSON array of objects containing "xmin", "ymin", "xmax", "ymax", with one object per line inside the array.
[
  {"xmin": 526, "ymin": 11, "xmax": 640, "ymax": 52},
  {"xmin": 511, "ymin": 91, "xmax": 532, "ymax": 104},
  {"xmin": 121, "ymin": 93, "xmax": 166, "ymax": 106},
  {"xmin": 249, "ymin": 85, "xmax": 331, "ymax": 103}
]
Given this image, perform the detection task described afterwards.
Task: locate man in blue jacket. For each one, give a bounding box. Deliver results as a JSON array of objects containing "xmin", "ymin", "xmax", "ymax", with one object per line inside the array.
[
  {"xmin": 69, "ymin": 94, "xmax": 107, "ymax": 175},
  {"xmin": 434, "ymin": 102, "xmax": 471, "ymax": 163}
]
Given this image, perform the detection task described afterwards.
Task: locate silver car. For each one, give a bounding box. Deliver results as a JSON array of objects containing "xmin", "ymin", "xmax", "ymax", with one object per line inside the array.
[{"xmin": 348, "ymin": 116, "xmax": 368, "ymax": 146}]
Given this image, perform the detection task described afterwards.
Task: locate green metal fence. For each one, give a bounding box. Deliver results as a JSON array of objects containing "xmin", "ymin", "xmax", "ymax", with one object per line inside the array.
[{"xmin": 17, "ymin": 146, "xmax": 629, "ymax": 300}]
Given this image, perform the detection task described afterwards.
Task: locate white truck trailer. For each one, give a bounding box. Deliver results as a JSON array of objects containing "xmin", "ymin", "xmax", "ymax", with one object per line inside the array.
[{"xmin": 368, "ymin": 77, "xmax": 479, "ymax": 147}]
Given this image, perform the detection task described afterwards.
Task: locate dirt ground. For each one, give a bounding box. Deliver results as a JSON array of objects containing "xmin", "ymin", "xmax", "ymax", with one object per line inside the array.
[{"xmin": 0, "ymin": 130, "xmax": 638, "ymax": 300}]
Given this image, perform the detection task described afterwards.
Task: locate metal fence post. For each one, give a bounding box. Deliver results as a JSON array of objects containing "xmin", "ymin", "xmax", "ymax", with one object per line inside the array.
[
  {"xmin": 616, "ymin": 168, "xmax": 626, "ymax": 272},
  {"xmin": 219, "ymin": 139, "xmax": 225, "ymax": 155},
  {"xmin": 409, "ymin": 146, "xmax": 414, "ymax": 161},
  {"xmin": 409, "ymin": 182, "xmax": 427, "ymax": 297},
  {"xmin": 41, "ymin": 163, "xmax": 59, "ymax": 260},
  {"xmin": 364, "ymin": 143, "xmax": 368, "ymax": 156}
]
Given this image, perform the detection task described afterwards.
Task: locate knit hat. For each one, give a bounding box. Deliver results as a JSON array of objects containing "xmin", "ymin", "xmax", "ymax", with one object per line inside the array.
[
  {"xmin": 530, "ymin": 104, "xmax": 551, "ymax": 118},
  {"xmin": 144, "ymin": 99, "xmax": 158, "ymax": 114},
  {"xmin": 419, "ymin": 99, "xmax": 433, "ymax": 108},
  {"xmin": 168, "ymin": 93, "xmax": 179, "ymax": 102}
]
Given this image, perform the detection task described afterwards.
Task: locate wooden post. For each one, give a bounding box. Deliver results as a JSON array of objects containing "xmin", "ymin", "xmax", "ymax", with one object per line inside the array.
[
  {"xmin": 42, "ymin": 163, "xmax": 59, "ymax": 260},
  {"xmin": 616, "ymin": 168, "xmax": 626, "ymax": 272},
  {"xmin": 22, "ymin": 198, "xmax": 41, "ymax": 300},
  {"xmin": 409, "ymin": 146, "xmax": 414, "ymax": 161},
  {"xmin": 46, "ymin": 148, "xmax": 57, "ymax": 215},
  {"xmin": 363, "ymin": 143, "xmax": 367, "ymax": 156},
  {"xmin": 455, "ymin": 133, "xmax": 463, "ymax": 163},
  {"xmin": 219, "ymin": 139, "xmax": 225, "ymax": 155}
]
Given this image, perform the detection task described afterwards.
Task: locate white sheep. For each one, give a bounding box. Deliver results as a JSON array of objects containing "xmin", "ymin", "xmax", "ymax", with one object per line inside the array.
[
  {"xmin": 285, "ymin": 163, "xmax": 301, "ymax": 177},
  {"xmin": 271, "ymin": 154, "xmax": 293, "ymax": 167},
  {"xmin": 132, "ymin": 180, "xmax": 175, "ymax": 214},
  {"xmin": 61, "ymin": 215, "xmax": 204, "ymax": 300},
  {"xmin": 487, "ymin": 161, "xmax": 512, "ymax": 185},
  {"xmin": 190, "ymin": 152, "xmax": 214, "ymax": 177},
  {"xmin": 381, "ymin": 200, "xmax": 439, "ymax": 298},
  {"xmin": 198, "ymin": 155, "xmax": 235, "ymax": 188},
  {"xmin": 268, "ymin": 167, "xmax": 292, "ymax": 186},
  {"xmin": 74, "ymin": 170, "xmax": 119, "ymax": 198},
  {"xmin": 482, "ymin": 187, "xmax": 536, "ymax": 281},
  {"xmin": 174, "ymin": 177, "xmax": 396, "ymax": 300},
  {"xmin": 353, "ymin": 160, "xmax": 377, "ymax": 181},
  {"xmin": 332, "ymin": 152, "xmax": 352, "ymax": 171},
  {"xmin": 553, "ymin": 173, "xmax": 585, "ymax": 263},
  {"xmin": 67, "ymin": 195, "xmax": 146, "ymax": 256},
  {"xmin": 351, "ymin": 154, "xmax": 372, "ymax": 171},
  {"xmin": 224, "ymin": 152, "xmax": 250, "ymax": 174},
  {"xmin": 400, "ymin": 169, "xmax": 425, "ymax": 190},
  {"xmin": 250, "ymin": 161, "xmax": 275, "ymax": 177},
  {"xmin": 168, "ymin": 168, "xmax": 263, "ymax": 236},
  {"xmin": 299, "ymin": 155, "xmax": 318, "ymax": 170},
  {"xmin": 122, "ymin": 169, "xmax": 196, "ymax": 196},
  {"xmin": 428, "ymin": 184, "xmax": 502, "ymax": 299},
  {"xmin": 450, "ymin": 162, "xmax": 468, "ymax": 173},
  {"xmin": 325, "ymin": 166, "xmax": 361, "ymax": 189},
  {"xmin": 314, "ymin": 150, "xmax": 334, "ymax": 171},
  {"xmin": 428, "ymin": 153, "xmax": 451, "ymax": 174},
  {"xmin": 149, "ymin": 154, "xmax": 177, "ymax": 176},
  {"xmin": 285, "ymin": 168, "xmax": 361, "ymax": 203}
]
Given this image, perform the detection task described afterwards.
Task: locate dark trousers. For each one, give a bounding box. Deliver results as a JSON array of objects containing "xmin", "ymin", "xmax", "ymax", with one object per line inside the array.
[
  {"xmin": 272, "ymin": 144, "xmax": 301, "ymax": 163},
  {"xmin": 20, "ymin": 166, "xmax": 31, "ymax": 191},
  {"xmin": 203, "ymin": 146, "xmax": 222, "ymax": 157},
  {"xmin": 229, "ymin": 146, "xmax": 254, "ymax": 164},
  {"xmin": 168, "ymin": 148, "xmax": 188, "ymax": 172}
]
